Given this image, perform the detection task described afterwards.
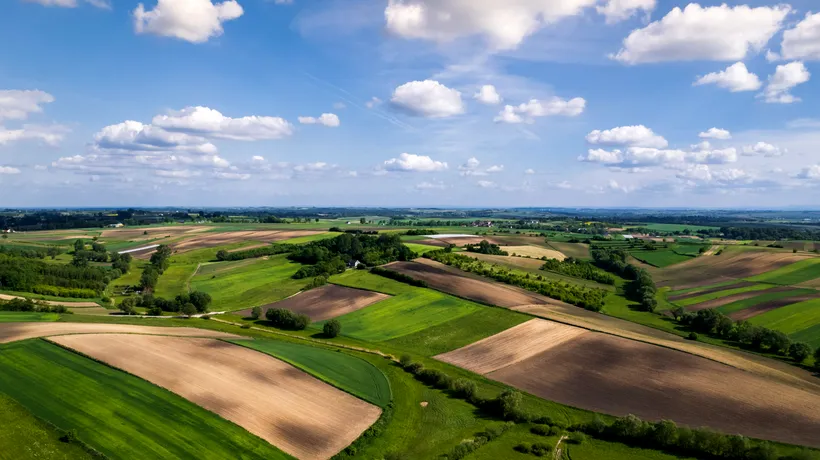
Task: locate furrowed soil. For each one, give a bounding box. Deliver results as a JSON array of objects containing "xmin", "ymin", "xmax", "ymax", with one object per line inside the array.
[
  {"xmin": 170, "ymin": 231, "xmax": 324, "ymax": 253},
  {"xmin": 237, "ymin": 285, "xmax": 389, "ymax": 322},
  {"xmin": 49, "ymin": 334, "xmax": 382, "ymax": 460},
  {"xmin": 667, "ymin": 281, "xmax": 757, "ymax": 302},
  {"xmin": 729, "ymin": 292, "xmax": 820, "ymax": 321},
  {"xmin": 684, "ymin": 287, "xmax": 793, "ymax": 312},
  {"xmin": 0, "ymin": 323, "xmax": 237, "ymax": 344}
]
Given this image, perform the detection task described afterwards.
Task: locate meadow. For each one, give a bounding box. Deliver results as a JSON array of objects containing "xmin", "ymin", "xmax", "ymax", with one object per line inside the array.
[
  {"xmin": 749, "ymin": 298, "xmax": 820, "ymax": 348},
  {"xmin": 403, "ymin": 242, "xmax": 443, "ymax": 255},
  {"xmin": 0, "ymin": 339, "xmax": 291, "ymax": 460},
  {"xmin": 0, "ymin": 312, "xmax": 60, "ymax": 322},
  {"xmin": 153, "ymin": 263, "xmax": 197, "ymax": 298},
  {"xmin": 716, "ymin": 289, "xmax": 816, "ymax": 316},
  {"xmin": 630, "ymin": 250, "xmax": 693, "ymax": 268}
]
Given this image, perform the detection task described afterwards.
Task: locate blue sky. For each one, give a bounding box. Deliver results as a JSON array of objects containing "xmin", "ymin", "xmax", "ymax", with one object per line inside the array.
[{"xmin": 1, "ymin": 0, "xmax": 819, "ymax": 208}]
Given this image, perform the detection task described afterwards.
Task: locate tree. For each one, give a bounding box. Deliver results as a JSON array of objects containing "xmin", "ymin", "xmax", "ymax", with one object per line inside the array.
[
  {"xmin": 180, "ymin": 302, "xmax": 197, "ymax": 317},
  {"xmin": 360, "ymin": 217, "xmax": 366, "ymax": 224},
  {"xmin": 118, "ymin": 297, "xmax": 137, "ymax": 315},
  {"xmin": 189, "ymin": 291, "xmax": 212, "ymax": 313},
  {"xmin": 815, "ymin": 347, "xmax": 820, "ymax": 371},
  {"xmin": 650, "ymin": 420, "xmax": 678, "ymax": 448},
  {"xmin": 788, "ymin": 342, "xmax": 812, "ymax": 362},
  {"xmin": 140, "ymin": 268, "xmax": 159, "ymax": 291},
  {"xmin": 250, "ymin": 306, "xmax": 262, "ymax": 320},
  {"xmin": 494, "ymin": 389, "xmax": 522, "ymax": 420},
  {"xmin": 73, "ymin": 239, "xmax": 85, "ymax": 252},
  {"xmin": 323, "ymin": 319, "xmax": 341, "ymax": 338}
]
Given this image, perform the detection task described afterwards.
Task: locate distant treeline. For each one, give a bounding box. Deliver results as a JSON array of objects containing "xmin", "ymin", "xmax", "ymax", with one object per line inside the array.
[
  {"xmin": 289, "ymin": 234, "xmax": 415, "ymax": 280},
  {"xmin": 0, "ymin": 298, "xmax": 71, "ymax": 314},
  {"xmin": 329, "ymin": 227, "xmax": 379, "ymax": 235},
  {"xmin": 120, "ymin": 292, "xmax": 211, "ymax": 316},
  {"xmin": 465, "ymin": 240, "xmax": 508, "ymax": 256},
  {"xmin": 0, "ymin": 245, "xmax": 62, "ymax": 259},
  {"xmin": 216, "ymin": 244, "xmax": 295, "ymax": 261}
]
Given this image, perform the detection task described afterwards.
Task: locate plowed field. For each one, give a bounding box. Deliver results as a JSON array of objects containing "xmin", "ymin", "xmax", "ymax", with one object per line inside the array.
[{"xmin": 237, "ymin": 285, "xmax": 389, "ymax": 321}]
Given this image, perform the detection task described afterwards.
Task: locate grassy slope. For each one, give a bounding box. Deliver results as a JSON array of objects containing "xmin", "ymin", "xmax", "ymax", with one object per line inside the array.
[
  {"xmin": 567, "ymin": 438, "xmax": 698, "ymax": 460},
  {"xmin": 747, "ymin": 258, "xmax": 820, "ymax": 285},
  {"xmin": 228, "ymin": 338, "xmax": 391, "ymax": 407},
  {"xmin": 277, "ymin": 233, "xmax": 335, "ymax": 244},
  {"xmin": 404, "ymin": 242, "xmax": 444, "ymax": 255},
  {"xmin": 666, "ymin": 280, "xmax": 740, "ymax": 297},
  {"xmin": 749, "ymin": 298, "xmax": 820, "ymax": 348},
  {"xmin": 630, "ymin": 250, "xmax": 693, "ymax": 268},
  {"xmin": 0, "ymin": 393, "xmax": 94, "ymax": 460},
  {"xmin": 716, "ymin": 289, "xmax": 817, "ymax": 316},
  {"xmin": 673, "ymin": 284, "xmax": 773, "ymax": 307},
  {"xmin": 153, "ymin": 263, "xmax": 197, "ymax": 298},
  {"xmin": 190, "ymin": 254, "xmax": 307, "ymax": 311},
  {"xmin": 0, "ymin": 312, "xmax": 60, "ymax": 322},
  {"xmin": 0, "ymin": 340, "xmax": 291, "ymax": 460}
]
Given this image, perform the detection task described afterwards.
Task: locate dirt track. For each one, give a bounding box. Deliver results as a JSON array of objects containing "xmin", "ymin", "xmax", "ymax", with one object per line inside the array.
[
  {"xmin": 237, "ymin": 285, "xmax": 389, "ymax": 321},
  {"xmin": 385, "ymin": 259, "xmax": 565, "ymax": 308},
  {"xmin": 0, "ymin": 294, "xmax": 99, "ymax": 308},
  {"xmin": 486, "ymin": 332, "xmax": 820, "ymax": 448},
  {"xmin": 49, "ymin": 334, "xmax": 382, "ymax": 460},
  {"xmin": 0, "ymin": 323, "xmax": 237, "ymax": 344}
]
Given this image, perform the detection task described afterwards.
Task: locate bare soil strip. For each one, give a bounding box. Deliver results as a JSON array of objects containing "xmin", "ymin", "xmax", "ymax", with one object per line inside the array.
[
  {"xmin": 435, "ymin": 319, "xmax": 587, "ymax": 374},
  {"xmin": 0, "ymin": 293, "xmax": 99, "ymax": 308},
  {"xmin": 385, "ymin": 259, "xmax": 566, "ymax": 308},
  {"xmin": 0, "ymin": 323, "xmax": 238, "ymax": 344},
  {"xmin": 49, "ymin": 334, "xmax": 382, "ymax": 460},
  {"xmin": 728, "ymin": 293, "xmax": 820, "ymax": 321},
  {"xmin": 460, "ymin": 252, "xmax": 546, "ymax": 270},
  {"xmin": 487, "ymin": 332, "xmax": 820, "ymax": 448},
  {"xmin": 667, "ymin": 281, "xmax": 757, "ymax": 302},
  {"xmin": 685, "ymin": 287, "xmax": 793, "ymax": 312},
  {"xmin": 171, "ymin": 231, "xmax": 323, "ymax": 253},
  {"xmin": 433, "ymin": 236, "xmax": 501, "ymax": 246},
  {"xmin": 236, "ymin": 285, "xmax": 390, "ymax": 322},
  {"xmin": 651, "ymin": 251, "xmax": 809, "ymax": 290},
  {"xmin": 101, "ymin": 226, "xmax": 213, "ymax": 239}
]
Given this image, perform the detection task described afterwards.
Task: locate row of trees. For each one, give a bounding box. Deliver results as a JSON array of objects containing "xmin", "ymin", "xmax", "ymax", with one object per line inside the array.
[
  {"xmin": 119, "ymin": 291, "xmax": 211, "ymax": 316},
  {"xmin": 71, "ymin": 239, "xmax": 110, "ymax": 265},
  {"xmin": 591, "ymin": 248, "xmax": 658, "ymax": 312},
  {"xmin": 425, "ymin": 251, "xmax": 607, "ymax": 311},
  {"xmin": 288, "ymin": 234, "xmax": 415, "ymax": 279},
  {"xmin": 0, "ymin": 297, "xmax": 70, "ymax": 314},
  {"xmin": 370, "ymin": 266, "xmax": 428, "ymax": 287},
  {"xmin": 0, "ymin": 245, "xmax": 61, "ymax": 260},
  {"xmin": 215, "ymin": 244, "xmax": 295, "ymax": 261},
  {"xmin": 139, "ymin": 245, "xmax": 172, "ymax": 292},
  {"xmin": 465, "ymin": 240, "xmax": 508, "ymax": 255},
  {"xmin": 0, "ymin": 253, "xmax": 111, "ymax": 295},
  {"xmin": 540, "ymin": 257, "xmax": 616, "ymax": 285}
]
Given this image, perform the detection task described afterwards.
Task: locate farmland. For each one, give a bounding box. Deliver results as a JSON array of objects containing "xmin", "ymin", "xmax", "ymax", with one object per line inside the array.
[{"xmin": 238, "ymin": 284, "xmax": 389, "ymax": 321}]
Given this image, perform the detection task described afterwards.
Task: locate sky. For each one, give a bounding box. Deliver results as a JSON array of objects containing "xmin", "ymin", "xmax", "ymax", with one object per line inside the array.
[{"xmin": 1, "ymin": 0, "xmax": 820, "ymax": 208}]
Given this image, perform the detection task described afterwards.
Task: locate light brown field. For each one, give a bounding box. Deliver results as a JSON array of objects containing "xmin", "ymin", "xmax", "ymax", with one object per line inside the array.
[
  {"xmin": 385, "ymin": 259, "xmax": 566, "ymax": 308},
  {"xmin": 170, "ymin": 230, "xmax": 323, "ymax": 253},
  {"xmin": 226, "ymin": 243, "xmax": 269, "ymax": 253},
  {"xmin": 49, "ymin": 334, "xmax": 382, "ymax": 460},
  {"xmin": 237, "ymin": 285, "xmax": 389, "ymax": 321},
  {"xmin": 434, "ymin": 236, "xmax": 500, "ymax": 246},
  {"xmin": 486, "ymin": 332, "xmax": 820, "ymax": 448},
  {"xmin": 0, "ymin": 323, "xmax": 237, "ymax": 344},
  {"xmin": 461, "ymin": 252, "xmax": 546, "ymax": 271},
  {"xmin": 0, "ymin": 293, "xmax": 99, "ymax": 308},
  {"xmin": 435, "ymin": 319, "xmax": 586, "ymax": 374},
  {"xmin": 547, "ymin": 242, "xmax": 591, "ymax": 260},
  {"xmin": 66, "ymin": 307, "xmax": 113, "ymax": 316},
  {"xmin": 101, "ymin": 225, "xmax": 213, "ymax": 239},
  {"xmin": 504, "ymin": 245, "xmax": 566, "ymax": 261}
]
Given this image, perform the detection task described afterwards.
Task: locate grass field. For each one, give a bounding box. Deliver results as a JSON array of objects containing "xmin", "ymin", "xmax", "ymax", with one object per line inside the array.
[
  {"xmin": 0, "ymin": 312, "xmax": 60, "ymax": 322},
  {"xmin": 716, "ymin": 289, "xmax": 817, "ymax": 316},
  {"xmin": 567, "ymin": 438, "xmax": 698, "ymax": 460},
  {"xmin": 404, "ymin": 242, "xmax": 443, "ymax": 255},
  {"xmin": 228, "ymin": 338, "xmax": 391, "ymax": 407},
  {"xmin": 0, "ymin": 339, "xmax": 291, "ymax": 460},
  {"xmin": 746, "ymin": 258, "xmax": 820, "ymax": 285},
  {"xmin": 0, "ymin": 393, "xmax": 94, "ymax": 460},
  {"xmin": 673, "ymin": 284, "xmax": 773, "ymax": 307},
  {"xmin": 749, "ymin": 298, "xmax": 820, "ymax": 348},
  {"xmin": 638, "ymin": 223, "xmax": 719, "ymax": 232},
  {"xmin": 276, "ymin": 233, "xmax": 335, "ymax": 244},
  {"xmin": 666, "ymin": 280, "xmax": 740, "ymax": 297},
  {"xmin": 153, "ymin": 263, "xmax": 197, "ymax": 298},
  {"xmin": 331, "ymin": 269, "xmax": 417, "ymax": 295},
  {"xmin": 190, "ymin": 255, "xmax": 308, "ymax": 311},
  {"xmin": 630, "ymin": 250, "xmax": 693, "ymax": 268}
]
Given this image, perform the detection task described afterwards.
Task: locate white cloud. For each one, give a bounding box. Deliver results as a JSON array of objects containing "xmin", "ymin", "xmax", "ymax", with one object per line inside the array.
[
  {"xmin": 0, "ymin": 124, "xmax": 69, "ymax": 146},
  {"xmin": 613, "ymin": 4, "xmax": 791, "ymax": 64},
  {"xmin": 382, "ymin": 153, "xmax": 448, "ymax": 172},
  {"xmin": 298, "ymin": 113, "xmax": 341, "ymax": 127},
  {"xmin": 0, "ymin": 166, "xmax": 21, "ymax": 175},
  {"xmin": 93, "ymin": 121, "xmax": 217, "ymax": 155},
  {"xmin": 133, "ymin": 0, "xmax": 244, "ymax": 43},
  {"xmin": 796, "ymin": 165, "xmax": 820, "ymax": 180},
  {"xmin": 415, "ymin": 181, "xmax": 447, "ymax": 190},
  {"xmin": 761, "ymin": 61, "xmax": 810, "ymax": 104},
  {"xmin": 693, "ymin": 62, "xmax": 762, "ymax": 92},
  {"xmin": 524, "ymin": 168, "xmax": 535, "ymax": 175},
  {"xmin": 0, "ymin": 90, "xmax": 55, "ymax": 121},
  {"xmin": 580, "ymin": 144, "xmax": 737, "ymax": 167},
  {"xmin": 458, "ymin": 157, "xmax": 483, "ymax": 176},
  {"xmin": 779, "ymin": 13, "xmax": 820, "ymax": 61},
  {"xmin": 155, "ymin": 169, "xmax": 201, "ymax": 179},
  {"xmin": 252, "ymin": 155, "xmax": 265, "ymax": 162},
  {"xmin": 391, "ymin": 80, "xmax": 464, "ymax": 118},
  {"xmin": 365, "ymin": 97, "xmax": 382, "ymax": 109},
  {"xmin": 495, "ymin": 97, "xmax": 585, "ymax": 124},
  {"xmin": 742, "ymin": 142, "xmax": 785, "ymax": 157},
  {"xmin": 474, "ymin": 85, "xmax": 502, "ymax": 105},
  {"xmin": 677, "ymin": 164, "xmax": 751, "ymax": 184},
  {"xmin": 333, "ymin": 102, "xmax": 346, "ymax": 109},
  {"xmin": 688, "ymin": 147, "xmax": 738, "ymax": 165},
  {"xmin": 384, "ymin": 0, "xmax": 598, "ymax": 50},
  {"xmin": 596, "ymin": 0, "xmax": 655, "ymax": 24},
  {"xmin": 607, "ymin": 180, "xmax": 634, "ymax": 193},
  {"xmin": 486, "ymin": 165, "xmax": 504, "ymax": 173},
  {"xmin": 699, "ymin": 128, "xmax": 732, "ymax": 140},
  {"xmin": 24, "ymin": 0, "xmax": 110, "ymax": 8},
  {"xmin": 152, "ymin": 106, "xmax": 293, "ymax": 140},
  {"xmin": 477, "ymin": 180, "xmax": 497, "ymax": 189},
  {"xmin": 213, "ymin": 171, "xmax": 251, "ymax": 180},
  {"xmin": 586, "ymin": 125, "xmax": 667, "ymax": 148}
]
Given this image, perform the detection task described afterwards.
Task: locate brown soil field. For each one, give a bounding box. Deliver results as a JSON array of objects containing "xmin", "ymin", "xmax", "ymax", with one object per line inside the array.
[
  {"xmin": 385, "ymin": 259, "xmax": 566, "ymax": 308},
  {"xmin": 171, "ymin": 230, "xmax": 322, "ymax": 253},
  {"xmin": 486, "ymin": 332, "xmax": 820, "ymax": 448},
  {"xmin": 504, "ymin": 246, "xmax": 566, "ymax": 261},
  {"xmin": 685, "ymin": 287, "xmax": 792, "ymax": 312},
  {"xmin": 101, "ymin": 225, "xmax": 213, "ymax": 239},
  {"xmin": 650, "ymin": 250, "xmax": 809, "ymax": 290},
  {"xmin": 0, "ymin": 293, "xmax": 99, "ymax": 308},
  {"xmin": 729, "ymin": 293, "xmax": 820, "ymax": 321},
  {"xmin": 415, "ymin": 238, "xmax": 450, "ymax": 247},
  {"xmin": 667, "ymin": 281, "xmax": 756, "ymax": 301},
  {"xmin": 431, "ymin": 236, "xmax": 501, "ymax": 246},
  {"xmin": 0, "ymin": 323, "xmax": 237, "ymax": 344},
  {"xmin": 49, "ymin": 334, "xmax": 382, "ymax": 460},
  {"xmin": 435, "ymin": 319, "xmax": 586, "ymax": 374},
  {"xmin": 237, "ymin": 285, "xmax": 389, "ymax": 321},
  {"xmin": 510, "ymin": 304, "xmax": 820, "ymax": 393},
  {"xmin": 461, "ymin": 252, "xmax": 546, "ymax": 271}
]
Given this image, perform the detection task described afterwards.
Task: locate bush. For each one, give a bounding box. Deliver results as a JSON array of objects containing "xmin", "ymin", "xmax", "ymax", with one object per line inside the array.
[
  {"xmin": 513, "ymin": 443, "xmax": 532, "ymax": 454},
  {"xmin": 399, "ymin": 354, "xmax": 413, "ymax": 368},
  {"xmin": 265, "ymin": 308, "xmax": 310, "ymax": 330},
  {"xmin": 323, "ymin": 319, "xmax": 342, "ymax": 338},
  {"xmin": 530, "ymin": 442, "xmax": 551, "ymax": 457},
  {"xmin": 548, "ymin": 425, "xmax": 562, "ymax": 436},
  {"xmin": 788, "ymin": 342, "xmax": 812, "ymax": 362},
  {"xmin": 250, "ymin": 306, "xmax": 262, "ymax": 320},
  {"xmin": 450, "ymin": 378, "xmax": 478, "ymax": 401},
  {"xmin": 569, "ymin": 431, "xmax": 586, "ymax": 445},
  {"xmin": 532, "ymin": 416, "xmax": 554, "ymax": 426},
  {"xmin": 404, "ymin": 362, "xmax": 424, "ymax": 374},
  {"xmin": 493, "ymin": 389, "xmax": 523, "ymax": 421},
  {"xmin": 240, "ymin": 324, "xmax": 251, "ymax": 329},
  {"xmin": 687, "ymin": 332, "xmax": 699, "ymax": 341},
  {"xmin": 59, "ymin": 429, "xmax": 78, "ymax": 443},
  {"xmin": 530, "ymin": 425, "xmax": 550, "ymax": 436}
]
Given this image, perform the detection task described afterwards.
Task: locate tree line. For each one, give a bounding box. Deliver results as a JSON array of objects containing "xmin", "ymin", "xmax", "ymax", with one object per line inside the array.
[
  {"xmin": 215, "ymin": 244, "xmax": 295, "ymax": 261},
  {"xmin": 139, "ymin": 245, "xmax": 172, "ymax": 292},
  {"xmin": 119, "ymin": 291, "xmax": 211, "ymax": 316},
  {"xmin": 0, "ymin": 253, "xmax": 114, "ymax": 298},
  {"xmin": 288, "ymin": 233, "xmax": 415, "ymax": 279},
  {"xmin": 541, "ymin": 257, "xmax": 616, "ymax": 285},
  {"xmin": 370, "ymin": 266, "xmax": 428, "ymax": 287},
  {"xmin": 591, "ymin": 248, "xmax": 658, "ymax": 312},
  {"xmin": 465, "ymin": 240, "xmax": 508, "ymax": 255},
  {"xmin": 0, "ymin": 245, "xmax": 62, "ymax": 259},
  {"xmin": 0, "ymin": 297, "xmax": 71, "ymax": 314}
]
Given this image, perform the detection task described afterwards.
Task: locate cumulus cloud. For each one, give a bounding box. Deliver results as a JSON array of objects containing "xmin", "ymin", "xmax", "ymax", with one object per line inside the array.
[
  {"xmin": 93, "ymin": 121, "xmax": 218, "ymax": 155},
  {"xmin": 384, "ymin": 0, "xmax": 598, "ymax": 50},
  {"xmin": 152, "ymin": 106, "xmax": 293, "ymax": 140},
  {"xmin": 477, "ymin": 180, "xmax": 497, "ymax": 189},
  {"xmin": 0, "ymin": 90, "xmax": 55, "ymax": 121},
  {"xmin": 298, "ymin": 113, "xmax": 341, "ymax": 127},
  {"xmin": 486, "ymin": 165, "xmax": 504, "ymax": 173},
  {"xmin": 365, "ymin": 97, "xmax": 382, "ymax": 109},
  {"xmin": 579, "ymin": 144, "xmax": 737, "ymax": 168},
  {"xmin": 779, "ymin": 13, "xmax": 820, "ymax": 61},
  {"xmin": 133, "ymin": 0, "xmax": 244, "ymax": 43},
  {"xmin": 391, "ymin": 80, "xmax": 464, "ymax": 118},
  {"xmin": 677, "ymin": 164, "xmax": 751, "ymax": 185},
  {"xmin": 613, "ymin": 4, "xmax": 791, "ymax": 64},
  {"xmin": 495, "ymin": 97, "xmax": 585, "ymax": 124},
  {"xmin": 742, "ymin": 142, "xmax": 785, "ymax": 157},
  {"xmin": 694, "ymin": 62, "xmax": 762, "ymax": 92},
  {"xmin": 213, "ymin": 171, "xmax": 251, "ymax": 180},
  {"xmin": 382, "ymin": 153, "xmax": 448, "ymax": 172},
  {"xmin": 474, "ymin": 85, "xmax": 502, "ymax": 105},
  {"xmin": 596, "ymin": 0, "xmax": 655, "ymax": 24},
  {"xmin": 458, "ymin": 157, "xmax": 504, "ymax": 176},
  {"xmin": 688, "ymin": 147, "xmax": 738, "ymax": 165},
  {"xmin": 0, "ymin": 124, "xmax": 70, "ymax": 146},
  {"xmin": 761, "ymin": 62, "xmax": 810, "ymax": 104},
  {"xmin": 586, "ymin": 125, "xmax": 667, "ymax": 148},
  {"xmin": 524, "ymin": 168, "xmax": 535, "ymax": 175},
  {"xmin": 699, "ymin": 128, "xmax": 732, "ymax": 140},
  {"xmin": 0, "ymin": 166, "xmax": 21, "ymax": 175},
  {"xmin": 796, "ymin": 165, "xmax": 820, "ymax": 180}
]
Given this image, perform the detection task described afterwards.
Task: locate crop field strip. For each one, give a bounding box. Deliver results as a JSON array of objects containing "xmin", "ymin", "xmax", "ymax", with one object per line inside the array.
[
  {"xmin": 630, "ymin": 250, "xmax": 694, "ymax": 268},
  {"xmin": 717, "ymin": 288, "xmax": 820, "ymax": 321},
  {"xmin": 0, "ymin": 339, "xmax": 291, "ymax": 460},
  {"xmin": 666, "ymin": 281, "xmax": 757, "ymax": 301},
  {"xmin": 749, "ymin": 298, "xmax": 820, "ymax": 348},
  {"xmin": 747, "ymin": 258, "xmax": 820, "ymax": 286},
  {"xmin": 49, "ymin": 334, "xmax": 382, "ymax": 460},
  {"xmin": 503, "ymin": 245, "xmax": 566, "ymax": 260},
  {"xmin": 672, "ymin": 284, "xmax": 778, "ymax": 308},
  {"xmin": 236, "ymin": 284, "xmax": 390, "ymax": 322},
  {"xmin": 0, "ymin": 322, "xmax": 238, "ymax": 344},
  {"xmin": 439, "ymin": 320, "xmax": 820, "ymax": 448}
]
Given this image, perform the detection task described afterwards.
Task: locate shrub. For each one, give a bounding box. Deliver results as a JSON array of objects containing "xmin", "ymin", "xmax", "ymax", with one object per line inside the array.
[
  {"xmin": 200, "ymin": 315, "xmax": 210, "ymax": 320},
  {"xmin": 787, "ymin": 342, "xmax": 812, "ymax": 363},
  {"xmin": 240, "ymin": 324, "xmax": 251, "ymax": 329},
  {"xmin": 532, "ymin": 415, "xmax": 554, "ymax": 426},
  {"xmin": 687, "ymin": 332, "xmax": 699, "ymax": 341},
  {"xmin": 530, "ymin": 425, "xmax": 550, "ymax": 436},
  {"xmin": 250, "ymin": 306, "xmax": 262, "ymax": 320},
  {"xmin": 265, "ymin": 308, "xmax": 310, "ymax": 330},
  {"xmin": 404, "ymin": 362, "xmax": 424, "ymax": 374},
  {"xmin": 548, "ymin": 425, "xmax": 562, "ymax": 436},
  {"xmin": 513, "ymin": 443, "xmax": 531, "ymax": 454},
  {"xmin": 494, "ymin": 389, "xmax": 523, "ymax": 421},
  {"xmin": 569, "ymin": 431, "xmax": 586, "ymax": 445},
  {"xmin": 60, "ymin": 429, "xmax": 78, "ymax": 443},
  {"xmin": 323, "ymin": 319, "xmax": 342, "ymax": 338},
  {"xmin": 450, "ymin": 378, "xmax": 478, "ymax": 401},
  {"xmin": 530, "ymin": 442, "xmax": 551, "ymax": 457}
]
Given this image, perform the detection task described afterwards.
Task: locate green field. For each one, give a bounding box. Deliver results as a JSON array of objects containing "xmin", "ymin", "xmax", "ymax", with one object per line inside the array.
[
  {"xmin": 153, "ymin": 263, "xmax": 197, "ymax": 298},
  {"xmin": 331, "ymin": 269, "xmax": 416, "ymax": 295},
  {"xmin": 673, "ymin": 284, "xmax": 774, "ymax": 307},
  {"xmin": 746, "ymin": 258, "xmax": 820, "ymax": 285},
  {"xmin": 749, "ymin": 298, "xmax": 820, "ymax": 348},
  {"xmin": 672, "ymin": 244, "xmax": 709, "ymax": 256},
  {"xmin": 404, "ymin": 242, "xmax": 443, "ymax": 255},
  {"xmin": 0, "ymin": 340, "xmax": 291, "ymax": 460},
  {"xmin": 638, "ymin": 223, "xmax": 719, "ymax": 232},
  {"xmin": 277, "ymin": 233, "xmax": 335, "ymax": 244},
  {"xmin": 715, "ymin": 289, "xmax": 817, "ymax": 316},
  {"xmin": 0, "ymin": 312, "xmax": 60, "ymax": 322},
  {"xmin": 666, "ymin": 280, "xmax": 740, "ymax": 297},
  {"xmin": 567, "ymin": 438, "xmax": 697, "ymax": 460},
  {"xmin": 228, "ymin": 338, "xmax": 391, "ymax": 407},
  {"xmin": 630, "ymin": 250, "xmax": 693, "ymax": 268},
  {"xmin": 190, "ymin": 255, "xmax": 308, "ymax": 311}
]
